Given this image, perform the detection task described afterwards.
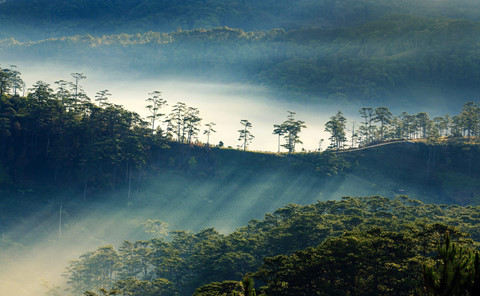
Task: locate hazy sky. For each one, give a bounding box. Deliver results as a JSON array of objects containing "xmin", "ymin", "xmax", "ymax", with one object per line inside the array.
[
  {"xmin": 5, "ymin": 59, "xmax": 461, "ymax": 154},
  {"xmin": 13, "ymin": 61, "xmax": 349, "ymax": 152}
]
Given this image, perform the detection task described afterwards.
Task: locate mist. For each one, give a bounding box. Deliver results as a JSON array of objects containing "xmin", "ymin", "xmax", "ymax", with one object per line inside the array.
[
  {"xmin": 0, "ymin": 111, "xmax": 439, "ymax": 296},
  {"xmin": 0, "ymin": 159, "xmax": 408, "ymax": 296},
  {"xmin": 7, "ymin": 59, "xmax": 467, "ymax": 155},
  {"xmin": 0, "ymin": 141, "xmax": 436, "ymax": 296},
  {"xmin": 9, "ymin": 61, "xmax": 355, "ymax": 152},
  {"xmin": 2, "ymin": 3, "xmax": 479, "ymax": 293},
  {"xmin": 0, "ymin": 60, "xmax": 338, "ymax": 296}
]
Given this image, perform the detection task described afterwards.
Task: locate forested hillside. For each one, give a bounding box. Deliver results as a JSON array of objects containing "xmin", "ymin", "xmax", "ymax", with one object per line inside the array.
[
  {"xmin": 3, "ymin": 0, "xmax": 480, "ymax": 40},
  {"xmin": 62, "ymin": 196, "xmax": 480, "ymax": 296},
  {"xmin": 2, "ymin": 67, "xmax": 480, "ymax": 245},
  {"xmin": 3, "ymin": 1, "xmax": 480, "ymax": 295}
]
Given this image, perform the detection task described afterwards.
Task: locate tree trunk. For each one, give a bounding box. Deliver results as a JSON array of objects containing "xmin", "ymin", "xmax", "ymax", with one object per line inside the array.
[
  {"xmin": 83, "ymin": 166, "xmax": 88, "ymax": 201},
  {"xmin": 277, "ymin": 134, "xmax": 281, "ymax": 153},
  {"xmin": 46, "ymin": 134, "xmax": 50, "ymax": 158},
  {"xmin": 128, "ymin": 165, "xmax": 132, "ymax": 201}
]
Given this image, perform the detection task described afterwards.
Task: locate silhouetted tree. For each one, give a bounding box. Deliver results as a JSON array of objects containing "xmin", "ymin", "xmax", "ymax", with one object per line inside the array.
[
  {"xmin": 71, "ymin": 72, "xmax": 86, "ymax": 101},
  {"xmin": 203, "ymin": 122, "xmax": 216, "ymax": 146},
  {"xmin": 185, "ymin": 107, "xmax": 201, "ymax": 144},
  {"xmin": 373, "ymin": 106, "xmax": 393, "ymax": 140},
  {"xmin": 95, "ymin": 90, "xmax": 111, "ymax": 108},
  {"xmin": 145, "ymin": 91, "xmax": 166, "ymax": 134},
  {"xmin": 280, "ymin": 111, "xmax": 306, "ymax": 154},
  {"xmin": 238, "ymin": 119, "xmax": 254, "ymax": 151},
  {"xmin": 359, "ymin": 107, "xmax": 374, "ymax": 144},
  {"xmin": 325, "ymin": 111, "xmax": 347, "ymax": 150},
  {"xmin": 415, "ymin": 112, "xmax": 431, "ymax": 139},
  {"xmin": 458, "ymin": 102, "xmax": 480, "ymax": 139},
  {"xmin": 166, "ymin": 102, "xmax": 188, "ymax": 143},
  {"xmin": 273, "ymin": 123, "xmax": 286, "ymax": 153}
]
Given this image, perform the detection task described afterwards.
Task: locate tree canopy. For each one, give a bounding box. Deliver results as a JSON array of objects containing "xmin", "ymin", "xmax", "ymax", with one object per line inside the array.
[{"xmin": 62, "ymin": 195, "xmax": 480, "ymax": 295}]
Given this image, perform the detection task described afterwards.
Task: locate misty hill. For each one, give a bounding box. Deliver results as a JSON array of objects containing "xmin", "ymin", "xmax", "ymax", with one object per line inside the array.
[
  {"xmin": 2, "ymin": 82, "xmax": 480, "ymax": 295},
  {"xmin": 3, "ymin": 15, "xmax": 480, "ymax": 105},
  {"xmin": 3, "ymin": 137, "xmax": 480, "ymax": 245},
  {"xmin": 2, "ymin": 85, "xmax": 480, "ymax": 244},
  {"xmin": 3, "ymin": 0, "xmax": 480, "ymax": 40}
]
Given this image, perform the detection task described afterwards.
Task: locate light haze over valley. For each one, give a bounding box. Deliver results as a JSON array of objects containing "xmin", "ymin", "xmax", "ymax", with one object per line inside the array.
[{"xmin": 2, "ymin": 1, "xmax": 480, "ymax": 295}]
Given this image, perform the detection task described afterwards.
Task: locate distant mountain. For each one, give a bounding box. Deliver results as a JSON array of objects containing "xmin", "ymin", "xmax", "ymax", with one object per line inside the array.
[
  {"xmin": 3, "ymin": 0, "xmax": 480, "ymax": 40},
  {"xmin": 3, "ymin": 15, "xmax": 480, "ymax": 105},
  {"xmin": 2, "ymin": 1, "xmax": 480, "ymax": 105}
]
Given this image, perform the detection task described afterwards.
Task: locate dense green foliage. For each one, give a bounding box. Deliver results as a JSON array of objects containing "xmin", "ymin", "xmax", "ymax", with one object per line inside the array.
[
  {"xmin": 253, "ymin": 228, "xmax": 480, "ymax": 296},
  {"xmin": 0, "ymin": 0, "xmax": 313, "ymax": 38},
  {"xmin": 423, "ymin": 232, "xmax": 480, "ymax": 296},
  {"xmin": 63, "ymin": 196, "xmax": 480, "ymax": 295},
  {"xmin": 256, "ymin": 228, "xmax": 422, "ymax": 296},
  {"xmin": 0, "ymin": 80, "xmax": 158, "ymax": 191},
  {"xmin": 4, "ymin": 0, "xmax": 480, "ymax": 40}
]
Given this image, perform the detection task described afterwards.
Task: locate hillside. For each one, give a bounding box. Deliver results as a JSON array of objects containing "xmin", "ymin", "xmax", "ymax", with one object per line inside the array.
[
  {"xmin": 2, "ymin": 79, "xmax": 480, "ymax": 242},
  {"xmin": 3, "ymin": 1, "xmax": 480, "ymax": 295},
  {"xmin": 3, "ymin": 138, "xmax": 480, "ymax": 244},
  {"xmin": 3, "ymin": 0, "xmax": 480, "ymax": 40},
  {"xmin": 59, "ymin": 195, "xmax": 480, "ymax": 296},
  {"xmin": 3, "ymin": 15, "xmax": 480, "ymax": 105},
  {"xmin": 1, "ymin": 76, "xmax": 480, "ymax": 295},
  {"xmin": 344, "ymin": 140, "xmax": 480, "ymax": 204},
  {"xmin": 1, "ymin": 80, "xmax": 480, "ymax": 238}
]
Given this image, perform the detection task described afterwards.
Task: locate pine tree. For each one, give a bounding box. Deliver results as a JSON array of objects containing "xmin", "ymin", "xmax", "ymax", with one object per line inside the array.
[
  {"xmin": 238, "ymin": 119, "xmax": 254, "ymax": 152},
  {"xmin": 145, "ymin": 90, "xmax": 166, "ymax": 134},
  {"xmin": 279, "ymin": 111, "xmax": 306, "ymax": 154},
  {"xmin": 423, "ymin": 232, "xmax": 472, "ymax": 296},
  {"xmin": 325, "ymin": 111, "xmax": 347, "ymax": 150}
]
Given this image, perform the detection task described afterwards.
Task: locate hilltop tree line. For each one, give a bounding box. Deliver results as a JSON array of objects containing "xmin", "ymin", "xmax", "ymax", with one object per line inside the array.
[
  {"xmin": 1, "ymin": 69, "xmax": 156, "ymax": 199},
  {"xmin": 324, "ymin": 102, "xmax": 480, "ymax": 150},
  {"xmin": 2, "ymin": 66, "xmax": 480, "ymax": 192},
  {"xmin": 58, "ymin": 195, "xmax": 480, "ymax": 296},
  {"xmin": 0, "ymin": 67, "xmax": 297, "ymax": 199}
]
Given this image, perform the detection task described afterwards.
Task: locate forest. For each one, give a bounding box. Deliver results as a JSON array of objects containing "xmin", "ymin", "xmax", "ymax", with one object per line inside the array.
[
  {"xmin": 57, "ymin": 196, "xmax": 480, "ymax": 296},
  {"xmin": 3, "ymin": 0, "xmax": 480, "ymax": 295},
  {"xmin": 1, "ymin": 60, "xmax": 480, "ymax": 296},
  {"xmin": 2, "ymin": 69, "xmax": 480, "ymax": 296},
  {"xmin": 2, "ymin": 66, "xmax": 480, "ymax": 200},
  {"xmin": 3, "ymin": 0, "xmax": 480, "ymax": 39}
]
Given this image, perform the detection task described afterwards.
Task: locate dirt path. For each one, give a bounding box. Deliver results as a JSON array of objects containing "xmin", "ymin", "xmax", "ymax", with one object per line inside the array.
[{"xmin": 337, "ymin": 140, "xmax": 415, "ymax": 153}]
